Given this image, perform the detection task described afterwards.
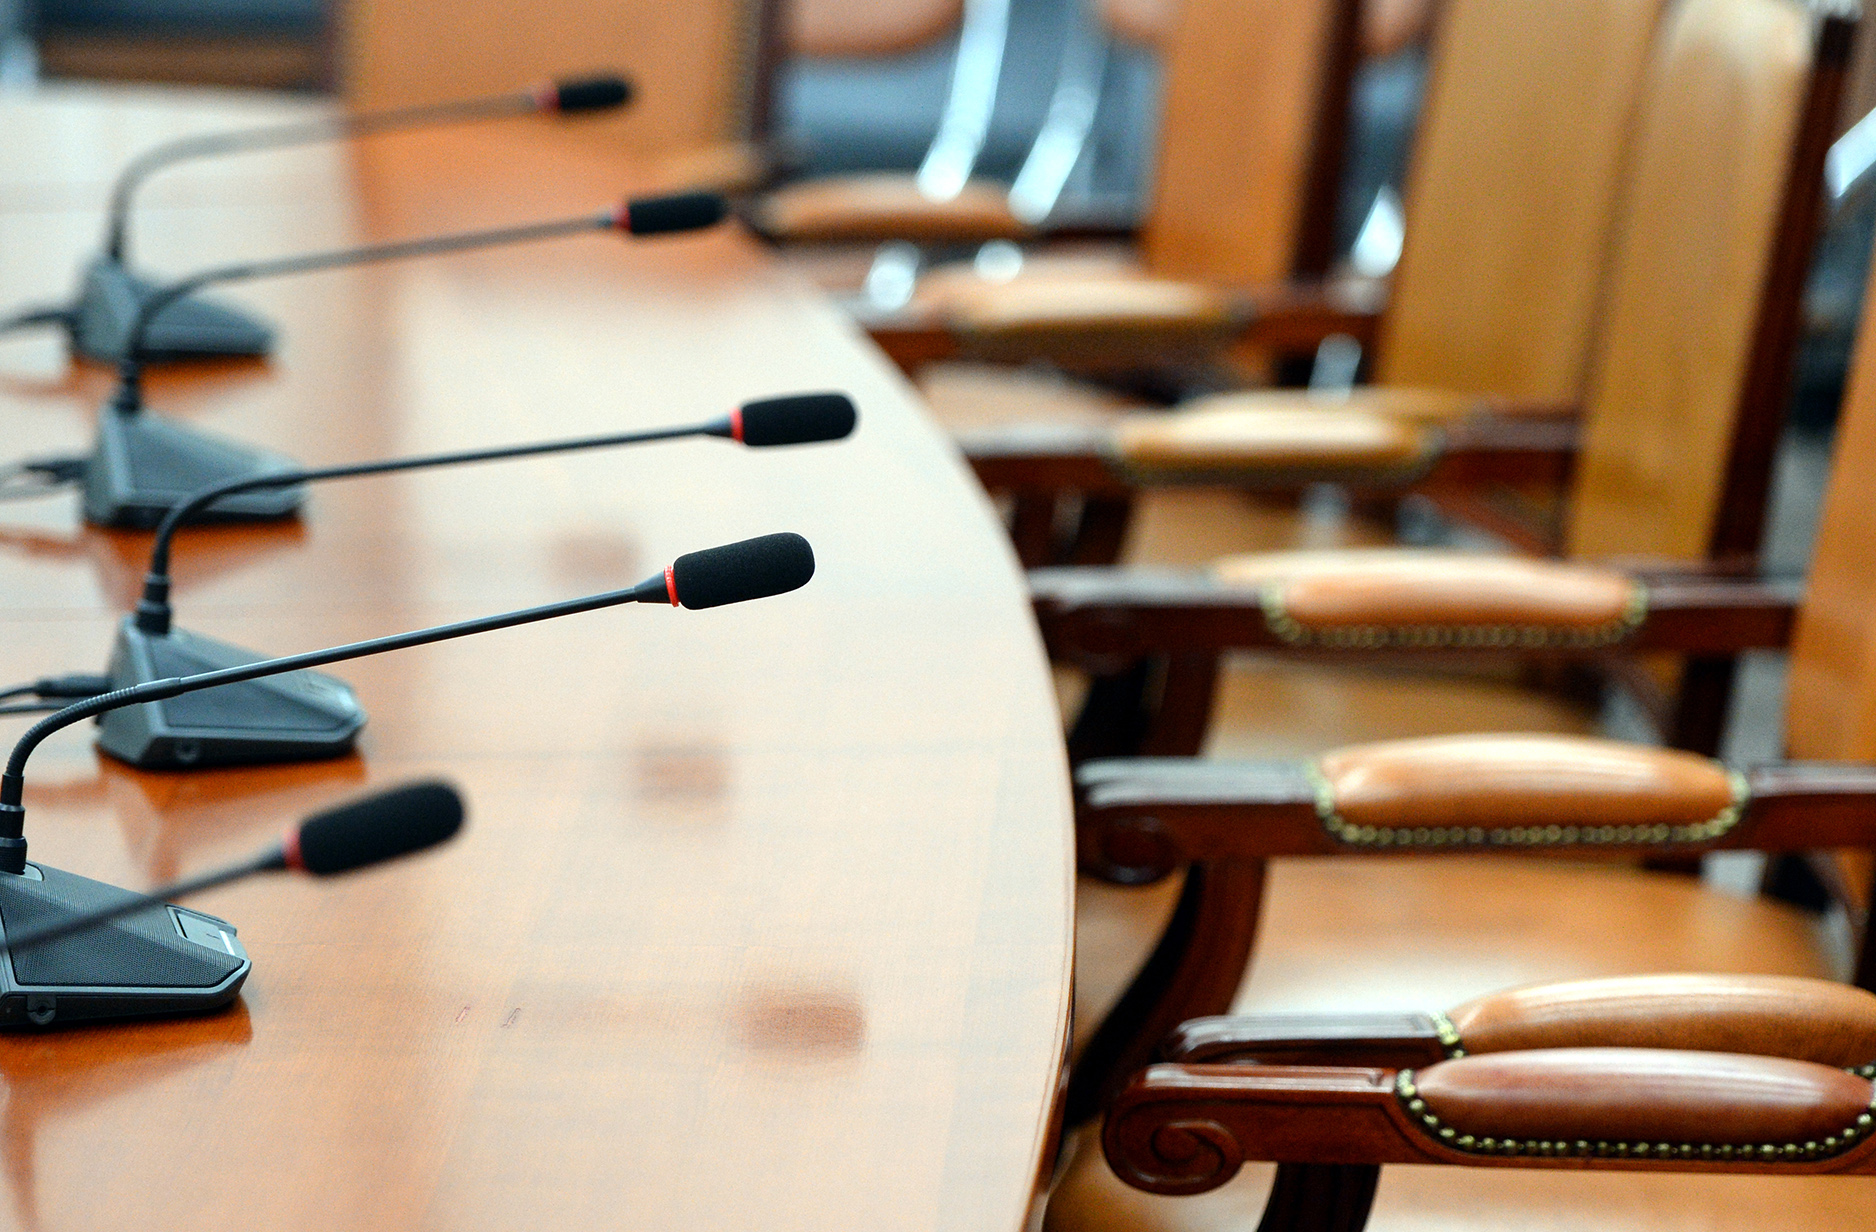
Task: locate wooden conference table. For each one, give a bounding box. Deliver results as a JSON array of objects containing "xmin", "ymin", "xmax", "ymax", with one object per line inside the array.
[{"xmin": 0, "ymin": 86, "xmax": 1072, "ymax": 1230}]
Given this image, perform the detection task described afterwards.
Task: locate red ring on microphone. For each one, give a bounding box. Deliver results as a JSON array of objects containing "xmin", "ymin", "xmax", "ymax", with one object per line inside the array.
[
  {"xmin": 664, "ymin": 566, "xmax": 679, "ymax": 606},
  {"xmin": 729, "ymin": 406, "xmax": 744, "ymax": 444},
  {"xmin": 281, "ymin": 827, "xmax": 305, "ymax": 872},
  {"xmin": 532, "ymin": 82, "xmax": 559, "ymax": 112},
  {"xmin": 610, "ymin": 200, "xmax": 632, "ymax": 231}
]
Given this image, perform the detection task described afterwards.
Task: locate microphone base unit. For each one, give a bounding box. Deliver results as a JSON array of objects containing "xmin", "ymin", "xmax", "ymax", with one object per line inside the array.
[
  {"xmin": 85, "ymin": 409, "xmax": 306, "ymax": 529},
  {"xmin": 0, "ymin": 863, "xmax": 249, "ymax": 1027},
  {"xmin": 72, "ymin": 258, "xmax": 275, "ymax": 364},
  {"xmin": 100, "ymin": 617, "xmax": 366, "ymax": 769}
]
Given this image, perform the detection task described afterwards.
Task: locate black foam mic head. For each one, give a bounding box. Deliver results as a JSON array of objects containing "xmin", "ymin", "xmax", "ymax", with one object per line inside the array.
[
  {"xmin": 670, "ymin": 533, "xmax": 815, "ymax": 610},
  {"xmin": 737, "ymin": 393, "xmax": 858, "ymax": 447},
  {"xmin": 620, "ymin": 192, "xmax": 729, "ymax": 236},
  {"xmin": 551, "ymin": 74, "xmax": 633, "ymax": 112},
  {"xmin": 291, "ymin": 781, "xmax": 465, "ymax": 876}
]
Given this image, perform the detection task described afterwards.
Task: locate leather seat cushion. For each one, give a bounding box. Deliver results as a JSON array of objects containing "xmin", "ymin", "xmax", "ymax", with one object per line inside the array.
[{"xmin": 750, "ymin": 173, "xmax": 1031, "ymax": 242}]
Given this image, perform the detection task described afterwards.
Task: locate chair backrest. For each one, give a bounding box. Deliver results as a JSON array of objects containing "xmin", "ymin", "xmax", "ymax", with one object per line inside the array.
[
  {"xmin": 1139, "ymin": 0, "xmax": 1361, "ymax": 285},
  {"xmin": 1376, "ymin": 0, "xmax": 1668, "ymax": 399},
  {"xmin": 344, "ymin": 0, "xmax": 770, "ymax": 155},
  {"xmin": 1566, "ymin": 0, "xmax": 1851, "ymax": 563},
  {"xmin": 1787, "ymin": 231, "xmax": 1876, "ymax": 760},
  {"xmin": 786, "ymin": 0, "xmax": 962, "ymax": 57},
  {"xmin": 1099, "ymin": 0, "xmax": 1176, "ymax": 47}
]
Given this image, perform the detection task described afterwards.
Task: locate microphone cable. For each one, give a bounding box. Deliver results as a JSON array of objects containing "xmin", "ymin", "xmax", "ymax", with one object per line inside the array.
[
  {"xmin": 0, "ymin": 456, "xmax": 89, "ymax": 502},
  {"xmin": 0, "ymin": 305, "xmax": 76, "ymax": 337},
  {"xmin": 0, "ymin": 674, "xmax": 114, "ymax": 717}
]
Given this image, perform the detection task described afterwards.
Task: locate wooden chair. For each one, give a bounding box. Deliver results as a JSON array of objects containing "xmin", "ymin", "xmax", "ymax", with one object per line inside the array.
[
  {"xmin": 876, "ymin": 0, "xmax": 1669, "ymax": 395},
  {"xmin": 1024, "ymin": 0, "xmax": 1853, "ymax": 765},
  {"xmin": 977, "ymin": 0, "xmax": 1847, "ymax": 573},
  {"xmin": 1097, "ymin": 973, "xmax": 1876, "ymax": 1231},
  {"xmin": 1050, "ymin": 185, "xmax": 1876, "ymax": 1126},
  {"xmin": 860, "ymin": 0, "xmax": 1366, "ymax": 370}
]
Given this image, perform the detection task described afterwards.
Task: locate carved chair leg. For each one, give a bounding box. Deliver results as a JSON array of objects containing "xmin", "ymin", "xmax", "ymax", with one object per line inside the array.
[
  {"xmin": 1066, "ymin": 496, "xmax": 1135, "ymax": 566},
  {"xmin": 1646, "ymin": 656, "xmax": 1742, "ymax": 876},
  {"xmin": 1855, "ymin": 858, "xmax": 1876, "ymax": 994},
  {"xmin": 1066, "ymin": 858, "xmax": 1268, "ymax": 1124},
  {"xmin": 1142, "ymin": 652, "xmax": 1223, "ymax": 758},
  {"xmin": 1008, "ymin": 492, "xmax": 1060, "ymax": 568},
  {"xmin": 1068, "ymin": 659, "xmax": 1155, "ymax": 765},
  {"xmin": 1254, "ymin": 1164, "xmax": 1381, "ymax": 1232}
]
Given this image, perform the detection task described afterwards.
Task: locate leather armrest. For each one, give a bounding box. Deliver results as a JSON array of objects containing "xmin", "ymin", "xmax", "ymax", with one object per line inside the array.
[
  {"xmin": 1075, "ymin": 741, "xmax": 1876, "ymax": 862},
  {"xmin": 1101, "ymin": 1051, "xmax": 1876, "ymax": 1194},
  {"xmin": 746, "ymin": 172, "xmax": 1032, "ymax": 242},
  {"xmin": 1165, "ymin": 976, "xmax": 1876, "ymax": 1070},
  {"xmin": 944, "ymin": 276, "xmax": 1241, "ymax": 366},
  {"xmin": 1030, "ymin": 554, "xmax": 1799, "ymax": 662}
]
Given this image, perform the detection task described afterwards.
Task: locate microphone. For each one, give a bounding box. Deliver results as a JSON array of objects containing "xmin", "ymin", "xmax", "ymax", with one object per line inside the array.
[
  {"xmin": 0, "ymin": 780, "xmax": 463, "ymax": 1028},
  {"xmin": 0, "ymin": 781, "xmax": 464, "ymax": 955},
  {"xmin": 0, "ymin": 73, "xmax": 635, "ymax": 364},
  {"xmin": 70, "ymin": 530, "xmax": 814, "ymax": 771},
  {"xmin": 1, "ymin": 531, "xmax": 814, "ymax": 839},
  {"xmin": 82, "ymin": 393, "xmax": 853, "ymax": 770},
  {"xmin": 51, "ymin": 190, "xmax": 731, "ymax": 529}
]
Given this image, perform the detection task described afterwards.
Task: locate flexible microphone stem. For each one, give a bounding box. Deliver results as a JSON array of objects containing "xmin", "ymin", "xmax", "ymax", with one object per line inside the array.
[
  {"xmin": 112, "ymin": 210, "xmax": 614, "ymax": 410},
  {"xmin": 137, "ymin": 418, "xmax": 723, "ymax": 620},
  {"xmin": 0, "ymin": 849, "xmax": 284, "ymax": 954},
  {"xmin": 103, "ymin": 75, "xmax": 633, "ymax": 263}
]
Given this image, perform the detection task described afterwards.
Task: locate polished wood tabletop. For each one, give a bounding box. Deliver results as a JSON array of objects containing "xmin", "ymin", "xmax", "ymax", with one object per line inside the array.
[{"xmin": 0, "ymin": 85, "xmax": 1072, "ymax": 1231}]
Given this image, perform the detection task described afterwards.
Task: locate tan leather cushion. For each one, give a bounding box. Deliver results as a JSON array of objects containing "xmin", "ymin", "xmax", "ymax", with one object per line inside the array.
[
  {"xmin": 1410, "ymin": 1048, "xmax": 1876, "ymax": 1153},
  {"xmin": 1112, "ymin": 401, "xmax": 1435, "ymax": 477},
  {"xmin": 1211, "ymin": 549, "xmax": 1646, "ymax": 647},
  {"xmin": 1448, "ymin": 975, "xmax": 1876, "ymax": 1068},
  {"xmin": 786, "ymin": 0, "xmax": 961, "ymax": 57},
  {"xmin": 1316, "ymin": 734, "xmax": 1741, "ymax": 835},
  {"xmin": 751, "ymin": 173, "xmax": 1031, "ymax": 242},
  {"xmin": 947, "ymin": 276, "xmax": 1234, "ymax": 335}
]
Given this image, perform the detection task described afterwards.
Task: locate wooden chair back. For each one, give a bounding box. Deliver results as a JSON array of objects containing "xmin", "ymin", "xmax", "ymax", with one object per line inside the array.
[
  {"xmin": 344, "ymin": 0, "xmax": 772, "ymax": 155},
  {"xmin": 1789, "ymin": 228, "xmax": 1876, "ymax": 762},
  {"xmin": 1566, "ymin": 0, "xmax": 1852, "ymax": 563},
  {"xmin": 1138, "ymin": 0, "xmax": 1362, "ymax": 284},
  {"xmin": 1099, "ymin": 0, "xmax": 1177, "ymax": 47},
  {"xmin": 1376, "ymin": 0, "xmax": 1669, "ymax": 399},
  {"xmin": 786, "ymin": 0, "xmax": 963, "ymax": 58}
]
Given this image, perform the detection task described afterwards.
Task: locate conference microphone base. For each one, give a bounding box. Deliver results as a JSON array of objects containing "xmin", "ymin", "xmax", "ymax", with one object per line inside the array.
[
  {"xmin": 99, "ymin": 617, "xmax": 367, "ymax": 770},
  {"xmin": 0, "ymin": 863, "xmax": 249, "ymax": 1027},
  {"xmin": 83, "ymin": 408, "xmax": 306, "ymax": 529},
  {"xmin": 71, "ymin": 258, "xmax": 275, "ymax": 364}
]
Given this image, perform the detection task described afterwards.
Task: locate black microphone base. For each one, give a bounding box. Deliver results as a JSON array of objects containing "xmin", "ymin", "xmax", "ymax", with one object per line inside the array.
[
  {"xmin": 99, "ymin": 617, "xmax": 367, "ymax": 770},
  {"xmin": 84, "ymin": 408, "xmax": 306, "ymax": 529},
  {"xmin": 72, "ymin": 258, "xmax": 275, "ymax": 364},
  {"xmin": 0, "ymin": 863, "xmax": 249, "ymax": 1027}
]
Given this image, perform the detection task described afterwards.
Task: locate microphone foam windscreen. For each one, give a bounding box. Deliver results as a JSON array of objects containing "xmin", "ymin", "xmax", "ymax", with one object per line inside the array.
[
  {"xmin": 553, "ymin": 75, "xmax": 633, "ymax": 112},
  {"xmin": 739, "ymin": 393, "xmax": 858, "ymax": 446},
  {"xmin": 624, "ymin": 192, "xmax": 729, "ymax": 236},
  {"xmin": 296, "ymin": 781, "xmax": 464, "ymax": 876},
  {"xmin": 671, "ymin": 533, "xmax": 815, "ymax": 609}
]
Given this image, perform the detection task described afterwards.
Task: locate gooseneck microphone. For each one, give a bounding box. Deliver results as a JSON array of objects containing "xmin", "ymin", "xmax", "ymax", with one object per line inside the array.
[
  {"xmin": 0, "ymin": 73, "xmax": 635, "ymax": 364},
  {"xmin": 0, "ymin": 781, "xmax": 464, "ymax": 956},
  {"xmin": 66, "ymin": 393, "xmax": 847, "ymax": 770},
  {"xmin": 1, "ymin": 532, "xmax": 814, "ymax": 851},
  {"xmin": 110, "ymin": 190, "xmax": 731, "ymax": 415},
  {"xmin": 131, "ymin": 391, "xmax": 855, "ymax": 635},
  {"xmin": 36, "ymin": 189, "xmax": 731, "ymax": 529},
  {"xmin": 103, "ymin": 76, "xmax": 634, "ymax": 265}
]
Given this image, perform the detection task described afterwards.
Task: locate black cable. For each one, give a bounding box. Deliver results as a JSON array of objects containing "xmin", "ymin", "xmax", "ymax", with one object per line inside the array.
[
  {"xmin": 0, "ymin": 457, "xmax": 88, "ymax": 502},
  {"xmin": 0, "ymin": 703, "xmax": 68, "ymax": 717},
  {"xmin": 0, "ymin": 305, "xmax": 74, "ymax": 336},
  {"xmin": 0, "ymin": 675, "xmax": 115, "ymax": 712}
]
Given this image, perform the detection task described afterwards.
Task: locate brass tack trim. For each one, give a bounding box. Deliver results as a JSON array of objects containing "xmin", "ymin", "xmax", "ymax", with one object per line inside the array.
[
  {"xmin": 1308, "ymin": 765, "xmax": 1750, "ymax": 851},
  {"xmin": 1395, "ymin": 1069, "xmax": 1876, "ymax": 1162},
  {"xmin": 1260, "ymin": 580, "xmax": 1649, "ymax": 651},
  {"xmin": 1429, "ymin": 1010, "xmax": 1467, "ymax": 1059}
]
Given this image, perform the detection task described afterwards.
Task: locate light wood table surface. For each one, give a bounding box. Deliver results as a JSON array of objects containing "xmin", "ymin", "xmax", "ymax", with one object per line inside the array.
[{"xmin": 0, "ymin": 85, "xmax": 1072, "ymax": 1231}]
